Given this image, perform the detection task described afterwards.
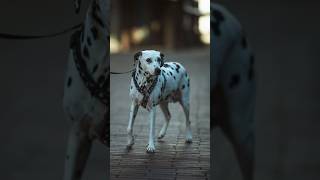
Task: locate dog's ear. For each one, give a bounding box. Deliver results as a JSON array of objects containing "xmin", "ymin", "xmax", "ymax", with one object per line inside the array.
[
  {"xmin": 134, "ymin": 51, "xmax": 142, "ymax": 66},
  {"xmin": 160, "ymin": 52, "xmax": 164, "ymax": 66}
]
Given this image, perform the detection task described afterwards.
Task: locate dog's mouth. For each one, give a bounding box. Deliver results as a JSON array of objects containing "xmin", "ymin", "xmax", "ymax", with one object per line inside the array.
[
  {"xmin": 145, "ymin": 74, "xmax": 159, "ymax": 83},
  {"xmin": 145, "ymin": 71, "xmax": 159, "ymax": 77}
]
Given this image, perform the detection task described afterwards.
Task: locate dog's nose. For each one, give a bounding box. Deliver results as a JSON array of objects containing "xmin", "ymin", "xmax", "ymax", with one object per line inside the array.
[{"xmin": 155, "ymin": 68, "xmax": 161, "ymax": 75}]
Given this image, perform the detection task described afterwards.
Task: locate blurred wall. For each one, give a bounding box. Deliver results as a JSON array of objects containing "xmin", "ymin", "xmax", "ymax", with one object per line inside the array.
[
  {"xmin": 213, "ymin": 0, "xmax": 320, "ymax": 179},
  {"xmin": 110, "ymin": 0, "xmax": 209, "ymax": 53}
]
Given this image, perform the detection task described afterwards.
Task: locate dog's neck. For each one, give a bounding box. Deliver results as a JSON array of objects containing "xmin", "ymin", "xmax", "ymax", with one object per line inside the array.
[{"xmin": 133, "ymin": 68, "xmax": 158, "ymax": 93}]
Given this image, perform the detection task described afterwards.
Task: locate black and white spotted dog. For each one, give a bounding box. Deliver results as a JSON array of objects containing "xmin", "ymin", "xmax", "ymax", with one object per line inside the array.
[
  {"xmin": 127, "ymin": 50, "xmax": 192, "ymax": 153},
  {"xmin": 211, "ymin": 3, "xmax": 256, "ymax": 180},
  {"xmin": 62, "ymin": 0, "xmax": 109, "ymax": 179}
]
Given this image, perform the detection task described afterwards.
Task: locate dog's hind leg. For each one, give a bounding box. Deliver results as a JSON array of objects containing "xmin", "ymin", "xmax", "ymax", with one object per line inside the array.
[
  {"xmin": 127, "ymin": 101, "xmax": 139, "ymax": 149},
  {"xmin": 179, "ymin": 90, "xmax": 192, "ymax": 143},
  {"xmin": 158, "ymin": 101, "xmax": 171, "ymax": 139},
  {"xmin": 64, "ymin": 121, "xmax": 92, "ymax": 180}
]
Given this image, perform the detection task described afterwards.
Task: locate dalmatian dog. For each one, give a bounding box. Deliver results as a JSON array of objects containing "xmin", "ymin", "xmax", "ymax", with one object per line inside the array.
[
  {"xmin": 211, "ymin": 3, "xmax": 256, "ymax": 180},
  {"xmin": 127, "ymin": 50, "xmax": 192, "ymax": 153},
  {"xmin": 62, "ymin": 0, "xmax": 109, "ymax": 179}
]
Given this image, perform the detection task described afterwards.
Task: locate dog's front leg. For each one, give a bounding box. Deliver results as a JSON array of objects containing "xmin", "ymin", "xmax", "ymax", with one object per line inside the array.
[
  {"xmin": 146, "ymin": 107, "xmax": 156, "ymax": 153},
  {"xmin": 127, "ymin": 101, "xmax": 139, "ymax": 148},
  {"xmin": 64, "ymin": 121, "xmax": 92, "ymax": 180}
]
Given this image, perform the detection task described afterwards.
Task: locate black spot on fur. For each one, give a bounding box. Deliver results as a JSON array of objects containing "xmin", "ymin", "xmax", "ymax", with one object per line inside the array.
[
  {"xmin": 138, "ymin": 69, "xmax": 141, "ymax": 74},
  {"xmin": 130, "ymin": 85, "xmax": 132, "ymax": 89},
  {"xmin": 169, "ymin": 72, "xmax": 173, "ymax": 76},
  {"xmin": 91, "ymin": 26, "xmax": 98, "ymax": 39},
  {"xmin": 67, "ymin": 77, "xmax": 72, "ymax": 87},
  {"xmin": 92, "ymin": 64, "xmax": 98, "ymax": 73},
  {"xmin": 83, "ymin": 45, "xmax": 89, "ymax": 58},
  {"xmin": 175, "ymin": 64, "xmax": 180, "ymax": 73},
  {"xmin": 138, "ymin": 61, "xmax": 143, "ymax": 70},
  {"xmin": 163, "ymin": 64, "xmax": 169, "ymax": 68},
  {"xmin": 182, "ymin": 84, "xmax": 185, "ymax": 89},
  {"xmin": 160, "ymin": 53, "xmax": 164, "ymax": 59},
  {"xmin": 212, "ymin": 9, "xmax": 225, "ymax": 36},
  {"xmin": 134, "ymin": 51, "xmax": 142, "ymax": 61},
  {"xmin": 229, "ymin": 74, "xmax": 241, "ymax": 89},
  {"xmin": 173, "ymin": 76, "xmax": 176, "ymax": 80}
]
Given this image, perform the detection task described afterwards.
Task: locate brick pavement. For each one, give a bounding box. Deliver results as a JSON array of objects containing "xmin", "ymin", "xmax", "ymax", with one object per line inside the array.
[{"xmin": 110, "ymin": 49, "xmax": 210, "ymax": 180}]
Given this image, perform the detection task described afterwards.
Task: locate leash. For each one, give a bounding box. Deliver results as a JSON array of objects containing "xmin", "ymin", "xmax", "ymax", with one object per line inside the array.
[
  {"xmin": 110, "ymin": 68, "xmax": 135, "ymax": 75},
  {"xmin": 0, "ymin": 23, "xmax": 82, "ymax": 40}
]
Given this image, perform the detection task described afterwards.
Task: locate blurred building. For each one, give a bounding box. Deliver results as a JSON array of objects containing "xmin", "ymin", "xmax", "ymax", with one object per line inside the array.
[{"xmin": 110, "ymin": 0, "xmax": 210, "ymax": 53}]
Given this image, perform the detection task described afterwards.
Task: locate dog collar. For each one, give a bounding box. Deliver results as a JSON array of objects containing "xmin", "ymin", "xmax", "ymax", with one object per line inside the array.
[
  {"xmin": 132, "ymin": 71, "xmax": 158, "ymax": 108},
  {"xmin": 71, "ymin": 30, "xmax": 108, "ymax": 105}
]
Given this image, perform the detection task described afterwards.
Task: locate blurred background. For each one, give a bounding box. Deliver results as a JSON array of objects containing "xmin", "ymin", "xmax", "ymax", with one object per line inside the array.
[
  {"xmin": 213, "ymin": 0, "xmax": 320, "ymax": 180},
  {"xmin": 0, "ymin": 0, "xmax": 106, "ymax": 180},
  {"xmin": 110, "ymin": 0, "xmax": 210, "ymax": 53}
]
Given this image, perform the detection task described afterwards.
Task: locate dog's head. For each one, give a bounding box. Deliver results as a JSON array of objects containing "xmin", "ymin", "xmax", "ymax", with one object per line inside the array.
[{"xmin": 134, "ymin": 50, "xmax": 164, "ymax": 76}]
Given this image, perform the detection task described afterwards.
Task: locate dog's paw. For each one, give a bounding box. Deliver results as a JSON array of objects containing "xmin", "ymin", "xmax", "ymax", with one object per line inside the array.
[
  {"xmin": 157, "ymin": 132, "xmax": 165, "ymax": 139},
  {"xmin": 126, "ymin": 143, "xmax": 134, "ymax": 150},
  {"xmin": 158, "ymin": 126, "xmax": 167, "ymax": 139},
  {"xmin": 127, "ymin": 136, "xmax": 135, "ymax": 148},
  {"xmin": 185, "ymin": 134, "xmax": 193, "ymax": 143},
  {"xmin": 146, "ymin": 144, "xmax": 156, "ymax": 153}
]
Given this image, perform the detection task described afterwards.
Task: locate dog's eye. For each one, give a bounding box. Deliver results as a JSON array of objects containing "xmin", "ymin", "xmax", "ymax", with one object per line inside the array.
[{"xmin": 146, "ymin": 58, "xmax": 152, "ymax": 63}]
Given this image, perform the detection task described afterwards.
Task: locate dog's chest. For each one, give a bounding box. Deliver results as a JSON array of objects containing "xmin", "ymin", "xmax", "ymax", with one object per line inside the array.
[{"xmin": 129, "ymin": 69, "xmax": 183, "ymax": 109}]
